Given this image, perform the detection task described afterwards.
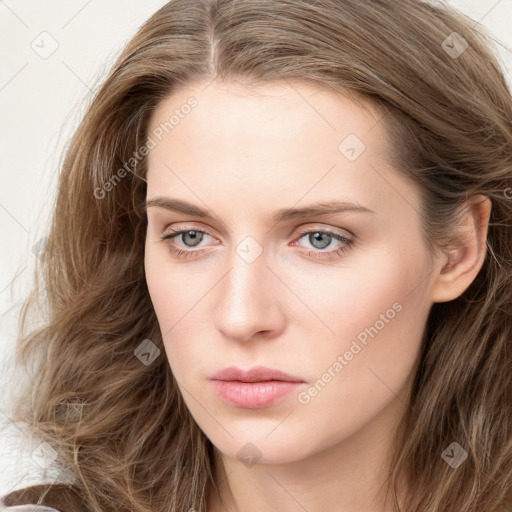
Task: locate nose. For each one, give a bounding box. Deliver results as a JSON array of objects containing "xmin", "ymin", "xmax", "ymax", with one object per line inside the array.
[{"xmin": 213, "ymin": 244, "xmax": 285, "ymax": 343}]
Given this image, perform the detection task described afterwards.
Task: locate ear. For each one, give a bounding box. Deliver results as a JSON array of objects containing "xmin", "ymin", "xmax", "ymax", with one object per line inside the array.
[{"xmin": 430, "ymin": 194, "xmax": 492, "ymax": 303}]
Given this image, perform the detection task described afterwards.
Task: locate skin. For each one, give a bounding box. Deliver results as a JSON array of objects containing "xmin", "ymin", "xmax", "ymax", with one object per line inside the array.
[{"xmin": 144, "ymin": 79, "xmax": 491, "ymax": 512}]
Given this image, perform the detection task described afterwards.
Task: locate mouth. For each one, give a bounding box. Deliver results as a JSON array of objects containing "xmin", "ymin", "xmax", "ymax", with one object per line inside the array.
[
  {"xmin": 209, "ymin": 365, "xmax": 305, "ymax": 383},
  {"xmin": 209, "ymin": 365, "xmax": 306, "ymax": 409}
]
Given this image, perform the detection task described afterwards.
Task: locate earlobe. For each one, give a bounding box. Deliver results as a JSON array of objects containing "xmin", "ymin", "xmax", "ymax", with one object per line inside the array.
[{"xmin": 430, "ymin": 195, "xmax": 492, "ymax": 304}]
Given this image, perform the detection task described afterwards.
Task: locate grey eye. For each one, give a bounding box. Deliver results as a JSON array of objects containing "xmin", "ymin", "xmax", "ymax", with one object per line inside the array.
[
  {"xmin": 180, "ymin": 230, "xmax": 205, "ymax": 247},
  {"xmin": 306, "ymin": 232, "xmax": 333, "ymax": 249}
]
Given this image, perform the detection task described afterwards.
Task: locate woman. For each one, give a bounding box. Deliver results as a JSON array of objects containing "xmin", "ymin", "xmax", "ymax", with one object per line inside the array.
[{"xmin": 2, "ymin": 0, "xmax": 511, "ymax": 511}]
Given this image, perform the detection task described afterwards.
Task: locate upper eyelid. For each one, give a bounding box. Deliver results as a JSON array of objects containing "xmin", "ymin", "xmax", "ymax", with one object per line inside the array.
[{"xmin": 162, "ymin": 224, "xmax": 352, "ymax": 237}]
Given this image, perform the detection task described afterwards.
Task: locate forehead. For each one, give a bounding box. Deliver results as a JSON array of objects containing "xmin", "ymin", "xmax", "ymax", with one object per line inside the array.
[
  {"xmin": 145, "ymin": 79, "xmax": 419, "ymax": 224},
  {"xmin": 147, "ymin": 78, "xmax": 389, "ymax": 175},
  {"xmin": 148, "ymin": 78, "xmax": 382, "ymax": 138}
]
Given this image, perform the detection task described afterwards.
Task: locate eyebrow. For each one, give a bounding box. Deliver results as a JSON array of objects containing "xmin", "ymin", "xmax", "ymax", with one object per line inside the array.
[{"xmin": 144, "ymin": 197, "xmax": 375, "ymax": 223}]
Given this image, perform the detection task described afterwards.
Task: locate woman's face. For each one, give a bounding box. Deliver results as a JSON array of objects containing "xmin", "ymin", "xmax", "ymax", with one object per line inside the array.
[{"xmin": 144, "ymin": 79, "xmax": 440, "ymax": 465}]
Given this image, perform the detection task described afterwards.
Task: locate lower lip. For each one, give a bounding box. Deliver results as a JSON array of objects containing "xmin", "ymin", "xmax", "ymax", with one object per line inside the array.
[{"xmin": 211, "ymin": 380, "xmax": 304, "ymax": 409}]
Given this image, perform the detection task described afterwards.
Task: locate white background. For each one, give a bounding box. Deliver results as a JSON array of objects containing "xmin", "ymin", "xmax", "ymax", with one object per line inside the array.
[{"xmin": 1, "ymin": 0, "xmax": 511, "ymax": 496}]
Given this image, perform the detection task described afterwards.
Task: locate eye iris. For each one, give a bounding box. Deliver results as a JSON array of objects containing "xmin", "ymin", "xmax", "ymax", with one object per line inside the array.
[
  {"xmin": 309, "ymin": 232, "xmax": 331, "ymax": 249},
  {"xmin": 182, "ymin": 230, "xmax": 203, "ymax": 247}
]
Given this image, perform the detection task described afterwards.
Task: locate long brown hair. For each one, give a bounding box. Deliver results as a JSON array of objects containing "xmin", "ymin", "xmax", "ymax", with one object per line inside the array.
[{"xmin": 9, "ymin": 0, "xmax": 512, "ymax": 511}]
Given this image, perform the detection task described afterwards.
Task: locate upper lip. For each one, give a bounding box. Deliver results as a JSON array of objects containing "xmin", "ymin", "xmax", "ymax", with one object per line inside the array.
[{"xmin": 209, "ymin": 365, "xmax": 305, "ymax": 383}]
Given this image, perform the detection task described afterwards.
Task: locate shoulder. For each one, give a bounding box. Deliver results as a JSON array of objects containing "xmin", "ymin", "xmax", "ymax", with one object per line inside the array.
[{"xmin": 0, "ymin": 484, "xmax": 86, "ymax": 512}]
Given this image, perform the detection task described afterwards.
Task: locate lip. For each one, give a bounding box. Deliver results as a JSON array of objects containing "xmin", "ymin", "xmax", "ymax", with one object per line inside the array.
[
  {"xmin": 209, "ymin": 365, "xmax": 305, "ymax": 383},
  {"xmin": 209, "ymin": 365, "xmax": 306, "ymax": 409}
]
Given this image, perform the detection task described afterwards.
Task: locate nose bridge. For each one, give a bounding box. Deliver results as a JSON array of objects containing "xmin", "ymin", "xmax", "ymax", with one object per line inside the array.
[
  {"xmin": 225, "ymin": 239, "xmax": 270, "ymax": 315},
  {"xmin": 214, "ymin": 233, "xmax": 282, "ymax": 340}
]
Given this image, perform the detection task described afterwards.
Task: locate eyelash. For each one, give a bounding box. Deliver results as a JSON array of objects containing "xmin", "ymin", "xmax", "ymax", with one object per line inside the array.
[{"xmin": 159, "ymin": 225, "xmax": 354, "ymax": 260}]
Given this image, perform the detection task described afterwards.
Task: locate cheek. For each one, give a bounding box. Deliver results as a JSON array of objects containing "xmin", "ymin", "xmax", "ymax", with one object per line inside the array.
[
  {"xmin": 277, "ymin": 239, "xmax": 430, "ymax": 349},
  {"xmin": 294, "ymin": 296, "xmax": 424, "ymax": 455},
  {"xmin": 144, "ymin": 247, "xmax": 213, "ymax": 377},
  {"xmin": 144, "ymin": 241, "xmax": 197, "ymax": 330},
  {"xmin": 291, "ymin": 245, "xmax": 431, "ymax": 435}
]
